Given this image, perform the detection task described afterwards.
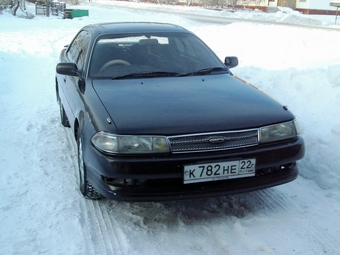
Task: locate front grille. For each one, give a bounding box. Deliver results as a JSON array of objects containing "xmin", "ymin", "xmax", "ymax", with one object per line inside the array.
[{"xmin": 168, "ymin": 129, "xmax": 258, "ymax": 153}]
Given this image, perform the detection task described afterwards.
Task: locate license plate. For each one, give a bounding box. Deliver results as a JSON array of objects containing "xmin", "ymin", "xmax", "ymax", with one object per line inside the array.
[{"xmin": 183, "ymin": 159, "xmax": 256, "ymax": 184}]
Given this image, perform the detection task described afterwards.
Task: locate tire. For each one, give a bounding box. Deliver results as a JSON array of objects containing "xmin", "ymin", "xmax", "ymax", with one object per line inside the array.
[
  {"xmin": 77, "ymin": 133, "xmax": 103, "ymax": 200},
  {"xmin": 59, "ymin": 102, "xmax": 70, "ymax": 128}
]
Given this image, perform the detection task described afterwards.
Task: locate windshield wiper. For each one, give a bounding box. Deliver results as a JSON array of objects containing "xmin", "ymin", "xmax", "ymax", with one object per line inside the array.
[
  {"xmin": 177, "ymin": 67, "xmax": 228, "ymax": 77},
  {"xmin": 112, "ymin": 71, "xmax": 179, "ymax": 80}
]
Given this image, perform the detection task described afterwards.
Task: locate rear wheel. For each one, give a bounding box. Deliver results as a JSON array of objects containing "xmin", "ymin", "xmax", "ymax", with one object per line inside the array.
[
  {"xmin": 77, "ymin": 133, "xmax": 103, "ymax": 200},
  {"xmin": 59, "ymin": 101, "xmax": 70, "ymax": 127}
]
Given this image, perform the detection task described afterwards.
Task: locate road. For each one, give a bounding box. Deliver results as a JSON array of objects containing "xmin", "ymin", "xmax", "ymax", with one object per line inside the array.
[{"xmin": 93, "ymin": 0, "xmax": 340, "ymax": 30}]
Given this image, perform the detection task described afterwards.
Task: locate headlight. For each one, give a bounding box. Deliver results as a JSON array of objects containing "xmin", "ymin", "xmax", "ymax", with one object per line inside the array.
[
  {"xmin": 259, "ymin": 121, "xmax": 298, "ymax": 143},
  {"xmin": 91, "ymin": 131, "xmax": 170, "ymax": 154}
]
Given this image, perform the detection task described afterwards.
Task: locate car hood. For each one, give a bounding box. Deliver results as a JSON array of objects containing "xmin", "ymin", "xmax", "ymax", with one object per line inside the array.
[{"xmin": 92, "ymin": 74, "xmax": 294, "ymax": 135}]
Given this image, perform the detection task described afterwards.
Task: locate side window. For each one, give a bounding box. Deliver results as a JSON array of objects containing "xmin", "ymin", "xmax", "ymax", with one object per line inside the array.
[{"xmin": 67, "ymin": 30, "xmax": 90, "ymax": 69}]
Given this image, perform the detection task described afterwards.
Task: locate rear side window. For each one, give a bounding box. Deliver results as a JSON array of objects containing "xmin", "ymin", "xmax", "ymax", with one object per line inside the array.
[{"xmin": 67, "ymin": 30, "xmax": 90, "ymax": 69}]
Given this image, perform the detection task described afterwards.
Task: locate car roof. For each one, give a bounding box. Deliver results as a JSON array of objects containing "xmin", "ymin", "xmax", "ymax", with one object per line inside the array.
[{"xmin": 82, "ymin": 22, "xmax": 192, "ymax": 37}]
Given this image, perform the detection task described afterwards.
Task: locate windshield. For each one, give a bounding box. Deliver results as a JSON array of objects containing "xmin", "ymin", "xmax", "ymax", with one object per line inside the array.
[{"xmin": 89, "ymin": 32, "xmax": 227, "ymax": 79}]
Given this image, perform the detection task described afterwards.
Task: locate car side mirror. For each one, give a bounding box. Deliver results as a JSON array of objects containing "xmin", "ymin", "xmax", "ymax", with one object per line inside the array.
[
  {"xmin": 56, "ymin": 63, "xmax": 80, "ymax": 77},
  {"xmin": 224, "ymin": 57, "xmax": 238, "ymax": 69}
]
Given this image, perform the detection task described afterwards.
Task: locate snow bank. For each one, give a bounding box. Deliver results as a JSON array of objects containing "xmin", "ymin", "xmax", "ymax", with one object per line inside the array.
[
  {"xmin": 192, "ymin": 20, "xmax": 340, "ymax": 191},
  {"xmin": 235, "ymin": 66, "xmax": 340, "ymax": 190}
]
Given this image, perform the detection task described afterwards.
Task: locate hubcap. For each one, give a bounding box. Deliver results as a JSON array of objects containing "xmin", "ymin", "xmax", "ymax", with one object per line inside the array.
[{"xmin": 78, "ymin": 136, "xmax": 85, "ymax": 189}]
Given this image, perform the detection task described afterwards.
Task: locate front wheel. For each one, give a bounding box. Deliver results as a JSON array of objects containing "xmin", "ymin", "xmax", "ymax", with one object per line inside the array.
[{"xmin": 77, "ymin": 134, "xmax": 103, "ymax": 200}]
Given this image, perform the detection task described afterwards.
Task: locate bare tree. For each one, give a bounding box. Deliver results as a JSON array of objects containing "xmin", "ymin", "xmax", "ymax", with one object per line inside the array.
[
  {"xmin": 250, "ymin": 0, "xmax": 265, "ymax": 8},
  {"xmin": 0, "ymin": 0, "xmax": 12, "ymax": 12},
  {"xmin": 11, "ymin": 0, "xmax": 25, "ymax": 16},
  {"xmin": 226, "ymin": 0, "xmax": 240, "ymax": 10}
]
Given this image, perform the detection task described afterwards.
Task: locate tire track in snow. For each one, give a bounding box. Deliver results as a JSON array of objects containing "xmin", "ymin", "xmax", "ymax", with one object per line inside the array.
[
  {"xmin": 65, "ymin": 130, "xmax": 102, "ymax": 255},
  {"xmin": 80, "ymin": 201, "xmax": 106, "ymax": 255},
  {"xmin": 97, "ymin": 201, "xmax": 130, "ymax": 255},
  {"xmin": 80, "ymin": 198, "xmax": 130, "ymax": 255},
  {"xmin": 66, "ymin": 129, "xmax": 129, "ymax": 255},
  {"xmin": 249, "ymin": 186, "xmax": 340, "ymax": 254}
]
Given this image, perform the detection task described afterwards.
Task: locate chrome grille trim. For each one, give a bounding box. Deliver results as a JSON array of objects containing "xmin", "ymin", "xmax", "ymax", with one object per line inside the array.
[{"xmin": 168, "ymin": 129, "xmax": 259, "ymax": 153}]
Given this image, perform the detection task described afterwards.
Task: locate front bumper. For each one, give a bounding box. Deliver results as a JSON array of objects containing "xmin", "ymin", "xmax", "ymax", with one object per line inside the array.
[{"xmin": 84, "ymin": 137, "xmax": 305, "ymax": 201}]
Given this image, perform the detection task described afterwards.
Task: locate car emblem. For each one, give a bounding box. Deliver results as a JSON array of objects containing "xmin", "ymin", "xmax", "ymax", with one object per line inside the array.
[{"xmin": 208, "ymin": 137, "xmax": 225, "ymax": 144}]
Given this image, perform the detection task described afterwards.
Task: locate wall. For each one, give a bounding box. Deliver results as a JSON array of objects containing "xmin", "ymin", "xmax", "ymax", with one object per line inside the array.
[
  {"xmin": 178, "ymin": 0, "xmax": 337, "ymax": 14},
  {"xmin": 296, "ymin": 0, "xmax": 338, "ymax": 11},
  {"xmin": 278, "ymin": 0, "xmax": 296, "ymax": 8}
]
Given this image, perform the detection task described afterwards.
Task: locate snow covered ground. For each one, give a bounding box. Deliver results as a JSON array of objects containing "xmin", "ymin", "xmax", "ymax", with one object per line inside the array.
[{"xmin": 1, "ymin": 1, "xmax": 340, "ymax": 254}]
